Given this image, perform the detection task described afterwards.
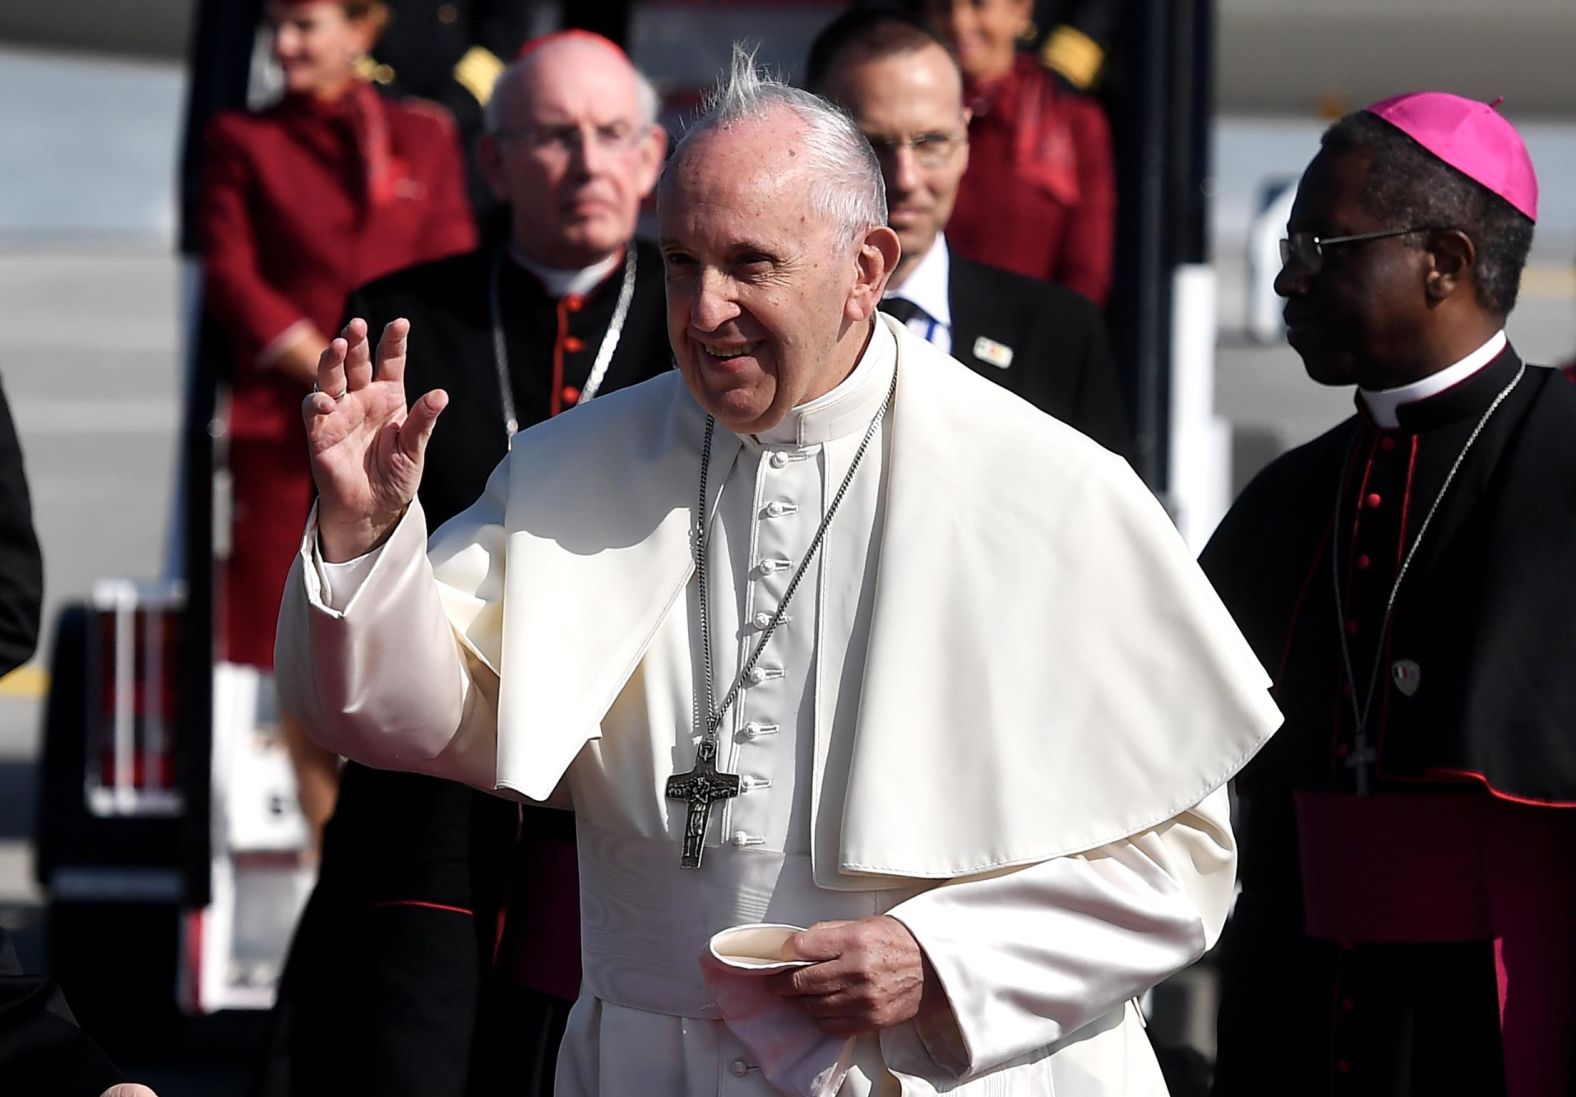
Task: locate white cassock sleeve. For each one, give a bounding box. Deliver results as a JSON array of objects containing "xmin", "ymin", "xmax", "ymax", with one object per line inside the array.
[
  {"xmin": 880, "ymin": 785, "xmax": 1234, "ymax": 1080},
  {"xmin": 274, "ymin": 462, "xmax": 514, "ymax": 793}
]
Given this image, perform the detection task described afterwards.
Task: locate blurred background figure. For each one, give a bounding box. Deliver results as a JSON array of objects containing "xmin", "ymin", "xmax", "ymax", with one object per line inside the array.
[
  {"xmin": 255, "ymin": 32, "xmax": 670, "ymax": 1097},
  {"xmin": 918, "ymin": 0, "xmax": 1116, "ymax": 304},
  {"xmin": 197, "ymin": 0, "xmax": 477, "ymax": 850},
  {"xmin": 358, "ymin": 0, "xmax": 538, "ymax": 215},
  {"xmin": 807, "ymin": 6, "xmax": 1131, "ymax": 455},
  {"xmin": 0, "ymin": 377, "xmax": 42, "ymax": 682},
  {"xmin": 1031, "ymin": 0, "xmax": 1121, "ymax": 94}
]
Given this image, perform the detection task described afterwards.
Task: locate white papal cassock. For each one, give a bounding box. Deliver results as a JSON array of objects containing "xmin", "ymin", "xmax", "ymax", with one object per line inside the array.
[{"xmin": 277, "ymin": 316, "xmax": 1281, "ymax": 1095}]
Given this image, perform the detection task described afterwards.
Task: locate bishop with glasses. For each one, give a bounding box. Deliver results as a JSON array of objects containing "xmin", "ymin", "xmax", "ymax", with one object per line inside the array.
[{"xmin": 1205, "ymin": 93, "xmax": 1576, "ymax": 1097}]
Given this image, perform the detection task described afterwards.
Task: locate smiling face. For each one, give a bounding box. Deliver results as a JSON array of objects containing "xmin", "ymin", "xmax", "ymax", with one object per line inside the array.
[
  {"xmin": 479, "ymin": 40, "xmax": 665, "ymax": 269},
  {"xmin": 820, "ymin": 44, "xmax": 970, "ymax": 285},
  {"xmin": 267, "ymin": 2, "xmax": 373, "ymax": 100},
  {"xmin": 658, "ymin": 110, "xmax": 898, "ymax": 434},
  {"xmin": 1276, "ymin": 148, "xmax": 1436, "ymax": 389},
  {"xmin": 920, "ymin": 0, "xmax": 1031, "ymax": 83}
]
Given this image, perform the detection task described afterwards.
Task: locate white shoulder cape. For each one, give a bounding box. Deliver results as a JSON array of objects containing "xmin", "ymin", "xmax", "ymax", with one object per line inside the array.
[{"xmin": 428, "ymin": 316, "xmax": 1280, "ymax": 879}]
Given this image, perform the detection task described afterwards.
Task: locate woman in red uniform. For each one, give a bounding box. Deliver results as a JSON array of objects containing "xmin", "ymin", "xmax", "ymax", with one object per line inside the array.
[
  {"xmin": 199, "ymin": 0, "xmax": 476, "ymax": 842},
  {"xmin": 922, "ymin": 0, "xmax": 1116, "ymax": 306}
]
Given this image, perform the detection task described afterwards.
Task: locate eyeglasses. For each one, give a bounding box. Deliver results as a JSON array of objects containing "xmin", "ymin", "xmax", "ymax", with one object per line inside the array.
[
  {"xmin": 862, "ymin": 131, "xmax": 965, "ymax": 168},
  {"xmin": 495, "ymin": 121, "xmax": 649, "ymax": 158},
  {"xmin": 1278, "ymin": 226, "xmax": 1439, "ymax": 274}
]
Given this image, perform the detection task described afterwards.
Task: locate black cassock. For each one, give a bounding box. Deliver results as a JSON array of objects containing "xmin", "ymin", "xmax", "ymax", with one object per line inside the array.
[
  {"xmin": 257, "ymin": 238, "xmax": 670, "ymax": 1097},
  {"xmin": 1202, "ymin": 348, "xmax": 1576, "ymax": 1097}
]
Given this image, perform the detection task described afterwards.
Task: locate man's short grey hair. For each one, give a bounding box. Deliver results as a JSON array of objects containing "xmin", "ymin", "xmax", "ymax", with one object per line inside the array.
[
  {"xmin": 482, "ymin": 50, "xmax": 660, "ymax": 135},
  {"xmin": 661, "ymin": 45, "xmax": 887, "ymax": 248}
]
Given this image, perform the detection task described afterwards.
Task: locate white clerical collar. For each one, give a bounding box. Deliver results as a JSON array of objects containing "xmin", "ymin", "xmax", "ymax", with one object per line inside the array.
[
  {"xmin": 1359, "ymin": 330, "xmax": 1508, "ymax": 429},
  {"xmin": 752, "ymin": 317, "xmax": 896, "ymax": 449},
  {"xmin": 882, "ymin": 235, "xmax": 951, "ymax": 329},
  {"xmin": 508, "ymin": 243, "xmax": 623, "ymax": 300}
]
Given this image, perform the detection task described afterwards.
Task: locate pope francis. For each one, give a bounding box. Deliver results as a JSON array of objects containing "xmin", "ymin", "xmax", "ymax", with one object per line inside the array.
[{"xmin": 277, "ymin": 52, "xmax": 1281, "ymax": 1097}]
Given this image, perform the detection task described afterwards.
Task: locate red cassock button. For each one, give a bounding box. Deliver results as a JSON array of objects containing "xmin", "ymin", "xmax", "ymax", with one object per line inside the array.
[
  {"xmin": 1346, "ymin": 618, "xmax": 1359, "ymax": 636},
  {"xmin": 1336, "ymin": 742, "xmax": 1351, "ymax": 759},
  {"xmin": 564, "ymin": 294, "xmax": 584, "ymax": 313},
  {"xmin": 1356, "ymin": 554, "xmax": 1371, "ymax": 570},
  {"xmin": 1341, "ymin": 997, "xmax": 1355, "ymax": 1012},
  {"xmin": 1337, "ymin": 1060, "xmax": 1352, "ymax": 1074},
  {"xmin": 561, "ymin": 385, "xmax": 581, "ymax": 404},
  {"xmin": 1365, "ymin": 493, "xmax": 1383, "ymax": 509},
  {"xmin": 1379, "ymin": 436, "xmax": 1397, "ymax": 452},
  {"xmin": 562, "ymin": 336, "xmax": 585, "ymax": 353}
]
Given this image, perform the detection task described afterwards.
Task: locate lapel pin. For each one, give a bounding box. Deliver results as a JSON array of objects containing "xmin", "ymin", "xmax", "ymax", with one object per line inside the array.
[
  {"xmin": 1391, "ymin": 659, "xmax": 1421, "ymax": 697},
  {"xmin": 972, "ymin": 336, "xmax": 1014, "ymax": 369}
]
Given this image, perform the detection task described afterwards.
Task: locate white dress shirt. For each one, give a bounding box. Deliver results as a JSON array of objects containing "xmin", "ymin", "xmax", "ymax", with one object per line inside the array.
[{"xmin": 882, "ymin": 235, "xmax": 953, "ymax": 355}]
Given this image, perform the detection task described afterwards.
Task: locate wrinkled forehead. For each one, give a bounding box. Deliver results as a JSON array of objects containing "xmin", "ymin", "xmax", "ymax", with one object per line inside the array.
[{"xmin": 662, "ymin": 117, "xmax": 815, "ymax": 210}]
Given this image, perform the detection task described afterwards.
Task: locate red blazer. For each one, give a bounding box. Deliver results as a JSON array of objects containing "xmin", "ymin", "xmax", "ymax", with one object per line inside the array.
[
  {"xmin": 947, "ymin": 56, "xmax": 1116, "ymax": 307},
  {"xmin": 199, "ymin": 85, "xmax": 477, "ymax": 442}
]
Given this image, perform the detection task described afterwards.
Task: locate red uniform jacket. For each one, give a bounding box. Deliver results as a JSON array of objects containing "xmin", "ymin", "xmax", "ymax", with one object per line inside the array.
[
  {"xmin": 199, "ymin": 85, "xmax": 476, "ymax": 665},
  {"xmin": 947, "ymin": 55, "xmax": 1116, "ymax": 306},
  {"xmin": 201, "ymin": 84, "xmax": 476, "ymax": 441}
]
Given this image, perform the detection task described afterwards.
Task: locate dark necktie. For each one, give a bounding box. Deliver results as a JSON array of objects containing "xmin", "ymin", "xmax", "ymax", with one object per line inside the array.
[{"xmin": 879, "ymin": 297, "xmax": 931, "ymax": 327}]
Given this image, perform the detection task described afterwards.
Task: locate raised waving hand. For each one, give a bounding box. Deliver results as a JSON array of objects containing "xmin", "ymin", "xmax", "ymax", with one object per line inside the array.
[{"xmin": 303, "ymin": 318, "xmax": 447, "ymax": 561}]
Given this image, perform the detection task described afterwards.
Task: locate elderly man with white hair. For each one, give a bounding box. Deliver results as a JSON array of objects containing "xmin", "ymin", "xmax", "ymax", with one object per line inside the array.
[{"xmin": 277, "ymin": 50, "xmax": 1280, "ymax": 1096}]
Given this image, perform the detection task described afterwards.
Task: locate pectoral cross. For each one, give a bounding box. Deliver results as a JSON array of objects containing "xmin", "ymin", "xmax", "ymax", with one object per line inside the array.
[
  {"xmin": 1345, "ymin": 732, "xmax": 1378, "ymax": 796},
  {"xmin": 665, "ymin": 737, "xmax": 740, "ymax": 869}
]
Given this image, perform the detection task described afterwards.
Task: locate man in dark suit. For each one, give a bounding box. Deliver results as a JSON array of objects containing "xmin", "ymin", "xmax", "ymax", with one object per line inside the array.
[{"xmin": 808, "ymin": 7, "xmax": 1132, "ymax": 458}]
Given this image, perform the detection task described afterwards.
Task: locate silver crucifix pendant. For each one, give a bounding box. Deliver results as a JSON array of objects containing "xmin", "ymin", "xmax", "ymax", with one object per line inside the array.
[{"xmin": 665, "ymin": 737, "xmax": 741, "ymax": 868}]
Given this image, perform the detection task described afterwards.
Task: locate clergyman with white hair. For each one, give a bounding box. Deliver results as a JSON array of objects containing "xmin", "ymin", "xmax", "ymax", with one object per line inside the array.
[{"xmin": 275, "ymin": 48, "xmax": 1281, "ymax": 1096}]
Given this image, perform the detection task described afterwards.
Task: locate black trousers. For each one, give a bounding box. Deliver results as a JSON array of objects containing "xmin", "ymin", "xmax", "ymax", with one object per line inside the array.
[{"xmin": 253, "ymin": 764, "xmax": 567, "ymax": 1097}]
